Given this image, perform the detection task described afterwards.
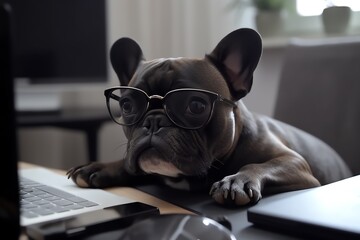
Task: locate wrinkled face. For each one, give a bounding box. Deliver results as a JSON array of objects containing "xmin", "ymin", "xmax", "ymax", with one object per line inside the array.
[{"xmin": 121, "ymin": 58, "xmax": 239, "ymax": 178}]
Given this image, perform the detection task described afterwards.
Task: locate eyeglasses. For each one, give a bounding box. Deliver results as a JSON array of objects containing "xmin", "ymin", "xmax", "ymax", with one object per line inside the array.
[{"xmin": 104, "ymin": 86, "xmax": 237, "ymax": 130}]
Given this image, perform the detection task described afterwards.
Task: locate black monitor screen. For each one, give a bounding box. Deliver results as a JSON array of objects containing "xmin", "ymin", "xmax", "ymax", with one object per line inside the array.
[{"xmin": 9, "ymin": 0, "xmax": 107, "ymax": 84}]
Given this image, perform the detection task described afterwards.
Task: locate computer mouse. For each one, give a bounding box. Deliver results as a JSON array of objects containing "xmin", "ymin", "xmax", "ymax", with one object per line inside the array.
[{"xmin": 119, "ymin": 213, "xmax": 237, "ymax": 240}]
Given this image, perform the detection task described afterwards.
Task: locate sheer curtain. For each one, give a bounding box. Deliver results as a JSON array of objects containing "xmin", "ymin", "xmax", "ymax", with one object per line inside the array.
[{"xmin": 107, "ymin": 0, "xmax": 242, "ymax": 74}]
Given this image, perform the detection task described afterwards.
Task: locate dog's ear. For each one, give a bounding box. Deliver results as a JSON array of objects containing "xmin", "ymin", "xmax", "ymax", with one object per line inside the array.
[
  {"xmin": 110, "ymin": 38, "xmax": 144, "ymax": 86},
  {"xmin": 207, "ymin": 28, "xmax": 262, "ymax": 100}
]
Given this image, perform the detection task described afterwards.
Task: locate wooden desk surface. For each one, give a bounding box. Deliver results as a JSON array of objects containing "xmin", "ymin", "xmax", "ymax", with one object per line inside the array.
[
  {"xmin": 19, "ymin": 161, "xmax": 194, "ymax": 240},
  {"xmin": 19, "ymin": 161, "xmax": 193, "ymax": 215},
  {"xmin": 18, "ymin": 162, "xmax": 303, "ymax": 240}
]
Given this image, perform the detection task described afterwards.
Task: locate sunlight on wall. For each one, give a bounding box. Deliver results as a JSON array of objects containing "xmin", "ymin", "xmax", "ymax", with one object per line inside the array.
[{"xmin": 297, "ymin": 0, "xmax": 360, "ymax": 16}]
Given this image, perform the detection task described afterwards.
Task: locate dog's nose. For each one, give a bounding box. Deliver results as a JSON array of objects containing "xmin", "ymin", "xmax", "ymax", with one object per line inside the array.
[{"xmin": 143, "ymin": 111, "xmax": 171, "ymax": 133}]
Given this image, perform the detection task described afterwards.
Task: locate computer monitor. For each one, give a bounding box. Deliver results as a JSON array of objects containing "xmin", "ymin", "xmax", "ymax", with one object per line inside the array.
[
  {"xmin": 8, "ymin": 0, "xmax": 107, "ymax": 85},
  {"xmin": 6, "ymin": 0, "xmax": 108, "ymax": 112},
  {"xmin": 0, "ymin": 2, "xmax": 20, "ymax": 239}
]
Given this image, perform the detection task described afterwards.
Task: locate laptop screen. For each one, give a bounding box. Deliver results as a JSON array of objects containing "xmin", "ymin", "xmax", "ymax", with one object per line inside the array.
[{"xmin": 0, "ymin": 3, "xmax": 20, "ymax": 238}]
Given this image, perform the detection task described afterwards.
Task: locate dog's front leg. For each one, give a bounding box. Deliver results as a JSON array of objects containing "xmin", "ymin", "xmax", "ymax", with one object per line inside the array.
[
  {"xmin": 67, "ymin": 160, "xmax": 137, "ymax": 188},
  {"xmin": 210, "ymin": 154, "xmax": 320, "ymax": 206}
]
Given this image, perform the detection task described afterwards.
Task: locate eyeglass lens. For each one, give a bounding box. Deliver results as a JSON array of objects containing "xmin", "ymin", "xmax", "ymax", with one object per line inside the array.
[
  {"xmin": 108, "ymin": 88, "xmax": 148, "ymax": 125},
  {"xmin": 164, "ymin": 90, "xmax": 213, "ymax": 128}
]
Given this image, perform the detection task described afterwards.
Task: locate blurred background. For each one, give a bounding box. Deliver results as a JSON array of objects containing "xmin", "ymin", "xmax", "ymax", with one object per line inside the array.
[{"xmin": 8, "ymin": 0, "xmax": 360, "ymax": 171}]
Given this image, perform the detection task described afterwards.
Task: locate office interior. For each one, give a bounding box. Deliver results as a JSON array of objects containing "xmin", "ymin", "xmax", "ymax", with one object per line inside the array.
[{"xmin": 14, "ymin": 0, "xmax": 360, "ymax": 175}]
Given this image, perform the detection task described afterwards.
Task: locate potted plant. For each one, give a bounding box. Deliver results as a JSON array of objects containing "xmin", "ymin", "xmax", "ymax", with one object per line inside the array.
[
  {"xmin": 321, "ymin": 0, "xmax": 351, "ymax": 34},
  {"xmin": 230, "ymin": 0, "xmax": 286, "ymax": 37},
  {"xmin": 252, "ymin": 0, "xmax": 285, "ymax": 11}
]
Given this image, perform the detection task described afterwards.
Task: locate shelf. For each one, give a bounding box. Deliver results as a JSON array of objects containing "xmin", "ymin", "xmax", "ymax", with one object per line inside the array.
[{"xmin": 262, "ymin": 31, "xmax": 360, "ymax": 49}]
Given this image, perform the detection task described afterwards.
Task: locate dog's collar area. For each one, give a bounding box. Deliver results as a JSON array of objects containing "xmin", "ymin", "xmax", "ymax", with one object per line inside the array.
[{"xmin": 210, "ymin": 159, "xmax": 226, "ymax": 171}]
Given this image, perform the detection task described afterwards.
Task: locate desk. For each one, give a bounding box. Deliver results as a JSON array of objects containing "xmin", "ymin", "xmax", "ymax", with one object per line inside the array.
[
  {"xmin": 19, "ymin": 162, "xmax": 193, "ymax": 240},
  {"xmin": 19, "ymin": 162, "xmax": 302, "ymax": 240},
  {"xmin": 17, "ymin": 108, "xmax": 112, "ymax": 163}
]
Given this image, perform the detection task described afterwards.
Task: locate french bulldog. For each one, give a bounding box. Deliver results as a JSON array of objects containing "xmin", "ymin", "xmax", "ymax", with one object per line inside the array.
[{"xmin": 67, "ymin": 28, "xmax": 352, "ymax": 206}]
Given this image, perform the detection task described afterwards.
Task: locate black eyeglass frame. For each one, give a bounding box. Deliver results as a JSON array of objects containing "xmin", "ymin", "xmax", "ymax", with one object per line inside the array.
[{"xmin": 104, "ymin": 86, "xmax": 237, "ymax": 130}]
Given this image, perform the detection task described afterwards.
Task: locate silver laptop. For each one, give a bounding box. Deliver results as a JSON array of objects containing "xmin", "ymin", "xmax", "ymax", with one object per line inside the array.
[
  {"xmin": 247, "ymin": 175, "xmax": 360, "ymax": 240},
  {"xmin": 19, "ymin": 167, "xmax": 135, "ymax": 227}
]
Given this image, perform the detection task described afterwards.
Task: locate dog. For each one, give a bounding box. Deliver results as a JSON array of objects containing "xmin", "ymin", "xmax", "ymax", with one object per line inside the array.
[{"xmin": 67, "ymin": 28, "xmax": 352, "ymax": 206}]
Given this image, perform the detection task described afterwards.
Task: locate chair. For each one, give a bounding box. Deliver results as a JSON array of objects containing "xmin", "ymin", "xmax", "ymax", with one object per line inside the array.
[{"xmin": 273, "ymin": 36, "xmax": 360, "ymax": 175}]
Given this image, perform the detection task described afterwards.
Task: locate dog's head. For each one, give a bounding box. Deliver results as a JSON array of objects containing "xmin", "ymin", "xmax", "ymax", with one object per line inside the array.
[{"xmin": 108, "ymin": 28, "xmax": 262, "ymax": 178}]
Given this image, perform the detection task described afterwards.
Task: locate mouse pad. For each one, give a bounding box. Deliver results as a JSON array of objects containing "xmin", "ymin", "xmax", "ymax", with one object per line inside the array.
[{"xmin": 135, "ymin": 184, "xmax": 253, "ymax": 236}]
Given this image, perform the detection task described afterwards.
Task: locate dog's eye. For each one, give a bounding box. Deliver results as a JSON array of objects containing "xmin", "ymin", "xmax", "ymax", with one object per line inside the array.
[
  {"xmin": 188, "ymin": 98, "xmax": 206, "ymax": 114},
  {"xmin": 120, "ymin": 99, "xmax": 133, "ymax": 114}
]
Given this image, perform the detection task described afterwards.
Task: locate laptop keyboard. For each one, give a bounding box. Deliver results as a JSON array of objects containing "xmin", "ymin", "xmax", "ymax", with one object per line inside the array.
[{"xmin": 20, "ymin": 177, "xmax": 99, "ymax": 219}]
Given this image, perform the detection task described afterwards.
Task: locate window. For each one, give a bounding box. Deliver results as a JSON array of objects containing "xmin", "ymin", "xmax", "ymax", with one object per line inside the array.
[{"xmin": 297, "ymin": 0, "xmax": 360, "ymax": 16}]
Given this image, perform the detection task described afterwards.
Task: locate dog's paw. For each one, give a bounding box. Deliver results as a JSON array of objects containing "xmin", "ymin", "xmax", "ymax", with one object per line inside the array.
[
  {"xmin": 66, "ymin": 163, "xmax": 109, "ymax": 188},
  {"xmin": 209, "ymin": 173, "xmax": 262, "ymax": 206}
]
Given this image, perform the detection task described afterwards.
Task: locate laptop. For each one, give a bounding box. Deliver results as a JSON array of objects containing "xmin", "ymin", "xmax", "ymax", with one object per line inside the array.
[
  {"xmin": 18, "ymin": 167, "xmax": 135, "ymax": 227},
  {"xmin": 247, "ymin": 175, "xmax": 360, "ymax": 240},
  {"xmin": 1, "ymin": 4, "xmax": 158, "ymax": 236}
]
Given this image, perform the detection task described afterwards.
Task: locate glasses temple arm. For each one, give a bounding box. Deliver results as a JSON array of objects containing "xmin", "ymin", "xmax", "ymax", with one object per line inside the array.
[{"xmin": 219, "ymin": 97, "xmax": 237, "ymax": 107}]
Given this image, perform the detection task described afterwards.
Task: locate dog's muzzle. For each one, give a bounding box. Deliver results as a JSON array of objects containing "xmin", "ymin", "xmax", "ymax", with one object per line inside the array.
[{"xmin": 138, "ymin": 148, "xmax": 184, "ymax": 177}]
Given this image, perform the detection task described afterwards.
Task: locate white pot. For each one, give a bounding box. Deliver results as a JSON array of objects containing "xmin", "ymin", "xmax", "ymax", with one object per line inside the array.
[{"xmin": 322, "ymin": 6, "xmax": 351, "ymax": 34}]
